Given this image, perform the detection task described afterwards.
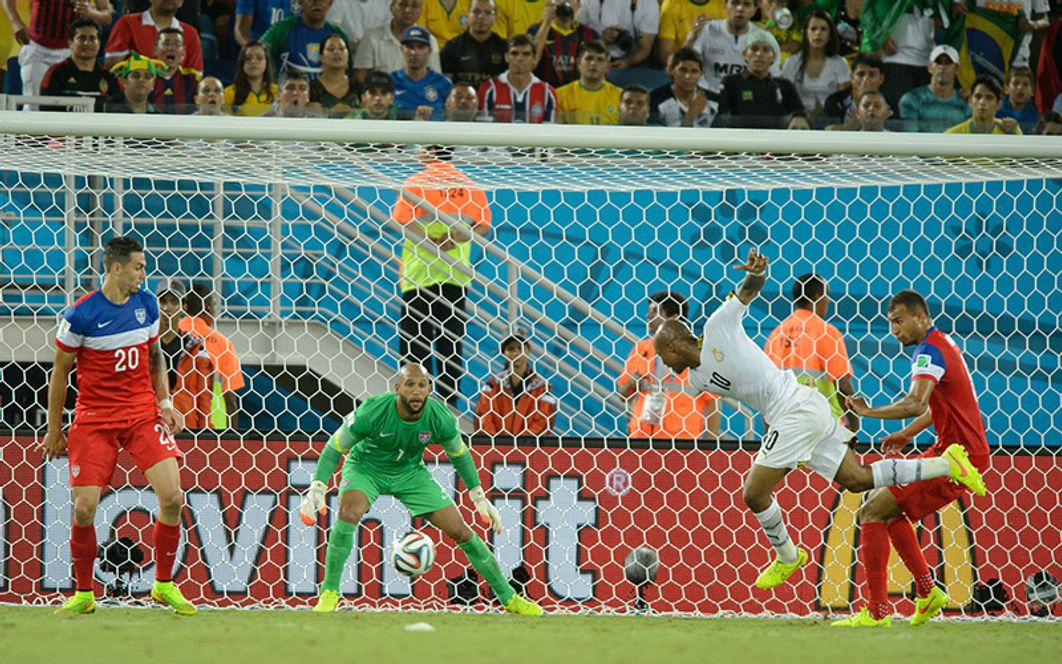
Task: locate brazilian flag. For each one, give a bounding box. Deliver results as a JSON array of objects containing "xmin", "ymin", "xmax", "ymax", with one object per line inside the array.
[{"xmin": 941, "ymin": 5, "xmax": 1024, "ymax": 91}]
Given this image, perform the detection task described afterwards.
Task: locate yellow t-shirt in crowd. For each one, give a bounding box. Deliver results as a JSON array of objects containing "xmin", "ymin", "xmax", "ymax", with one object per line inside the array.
[
  {"xmin": 658, "ymin": 0, "xmax": 726, "ymax": 45},
  {"xmin": 224, "ymin": 83, "xmax": 279, "ymax": 116},
  {"xmin": 495, "ymin": 0, "xmax": 546, "ymax": 39},
  {"xmin": 945, "ymin": 119, "xmax": 1022, "ymax": 135},
  {"xmin": 556, "ymin": 80, "xmax": 622, "ymax": 125},
  {"xmin": 419, "ymin": 0, "xmax": 472, "ymax": 48}
]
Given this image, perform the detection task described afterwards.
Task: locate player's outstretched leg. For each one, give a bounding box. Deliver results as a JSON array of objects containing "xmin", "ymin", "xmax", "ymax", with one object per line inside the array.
[
  {"xmin": 941, "ymin": 444, "xmax": 986, "ymax": 496},
  {"xmin": 744, "ymin": 467, "xmax": 808, "ymax": 590},
  {"xmin": 313, "ymin": 519, "xmax": 357, "ymax": 612}
]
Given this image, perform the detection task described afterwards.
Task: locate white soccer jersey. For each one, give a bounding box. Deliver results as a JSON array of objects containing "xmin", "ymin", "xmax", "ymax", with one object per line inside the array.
[
  {"xmin": 690, "ymin": 21, "xmax": 779, "ymax": 93},
  {"xmin": 689, "ymin": 296, "xmax": 802, "ymax": 422}
]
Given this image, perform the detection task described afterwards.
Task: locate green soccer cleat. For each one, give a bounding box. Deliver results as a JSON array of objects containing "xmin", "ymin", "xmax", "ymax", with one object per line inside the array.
[
  {"xmin": 831, "ymin": 606, "xmax": 892, "ymax": 627},
  {"xmin": 151, "ymin": 581, "xmax": 197, "ymax": 616},
  {"xmin": 312, "ymin": 589, "xmax": 339, "ymax": 613},
  {"xmin": 942, "ymin": 444, "xmax": 986, "ymax": 496},
  {"xmin": 504, "ymin": 594, "xmax": 544, "ymax": 616},
  {"xmin": 754, "ymin": 548, "xmax": 809, "ymax": 590},
  {"xmin": 911, "ymin": 587, "xmax": 948, "ymax": 626},
  {"xmin": 55, "ymin": 591, "xmax": 96, "ymax": 615}
]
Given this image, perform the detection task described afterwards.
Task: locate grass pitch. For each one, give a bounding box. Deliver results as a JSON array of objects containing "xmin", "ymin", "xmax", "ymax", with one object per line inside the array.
[{"xmin": 3, "ymin": 605, "xmax": 1058, "ymax": 664}]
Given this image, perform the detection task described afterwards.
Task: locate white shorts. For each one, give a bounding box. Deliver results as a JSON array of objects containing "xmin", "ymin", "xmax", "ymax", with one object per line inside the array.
[
  {"xmin": 754, "ymin": 387, "xmax": 855, "ymax": 481},
  {"xmin": 18, "ymin": 40, "xmax": 70, "ymax": 99}
]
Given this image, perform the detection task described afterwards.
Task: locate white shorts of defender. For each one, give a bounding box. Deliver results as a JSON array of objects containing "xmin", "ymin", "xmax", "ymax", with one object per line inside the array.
[{"xmin": 754, "ymin": 387, "xmax": 855, "ymax": 481}]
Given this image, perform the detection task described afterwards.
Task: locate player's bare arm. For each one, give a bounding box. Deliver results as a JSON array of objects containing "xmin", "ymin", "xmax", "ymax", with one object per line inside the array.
[
  {"xmin": 880, "ymin": 408, "xmax": 934, "ymax": 455},
  {"xmin": 846, "ymin": 377, "xmax": 934, "ymax": 421},
  {"xmin": 148, "ymin": 341, "xmax": 183, "ymax": 435},
  {"xmin": 734, "ymin": 250, "xmax": 768, "ymax": 305},
  {"xmin": 42, "ymin": 348, "xmax": 77, "ymax": 461}
]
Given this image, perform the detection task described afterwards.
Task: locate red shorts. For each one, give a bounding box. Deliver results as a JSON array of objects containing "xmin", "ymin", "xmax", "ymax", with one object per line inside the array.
[
  {"xmin": 888, "ymin": 449, "xmax": 984, "ymax": 521},
  {"xmin": 67, "ymin": 416, "xmax": 182, "ymax": 487}
]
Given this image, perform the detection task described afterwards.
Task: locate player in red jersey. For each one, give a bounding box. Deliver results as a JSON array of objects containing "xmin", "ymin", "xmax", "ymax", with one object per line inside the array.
[
  {"xmin": 44, "ymin": 236, "xmax": 196, "ymax": 616},
  {"xmin": 835, "ymin": 289, "xmax": 990, "ymax": 627}
]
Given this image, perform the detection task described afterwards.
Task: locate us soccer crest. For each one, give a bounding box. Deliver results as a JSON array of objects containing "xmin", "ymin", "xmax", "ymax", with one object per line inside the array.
[
  {"xmin": 418, "ymin": 431, "xmax": 431, "ymax": 444},
  {"xmin": 135, "ymin": 307, "xmax": 146, "ymax": 324}
]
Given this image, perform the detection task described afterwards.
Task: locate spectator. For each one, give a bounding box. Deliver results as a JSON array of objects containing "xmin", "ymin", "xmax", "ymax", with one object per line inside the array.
[
  {"xmin": 754, "ymin": 0, "xmax": 799, "ymax": 63},
  {"xmin": 784, "ymin": 108, "xmax": 810, "ymax": 129},
  {"xmin": 326, "ymin": 0, "xmax": 390, "ymax": 53},
  {"xmin": 877, "ymin": 7, "xmax": 935, "ymax": 111},
  {"xmin": 556, "ymin": 39, "xmax": 621, "ymax": 124},
  {"xmin": 308, "ymin": 32, "xmax": 359, "ymax": 116},
  {"xmin": 104, "ymin": 52, "xmax": 164, "ymax": 113},
  {"xmin": 180, "ymin": 282, "xmax": 245, "ymax": 428},
  {"xmin": 649, "ymin": 46, "xmax": 715, "ymax": 127},
  {"xmin": 265, "ymin": 68, "xmax": 317, "ymax": 116},
  {"xmin": 714, "ymin": 30, "xmax": 801, "ymax": 128},
  {"xmin": 945, "ymin": 74, "xmax": 1021, "ymax": 135},
  {"xmin": 474, "ymin": 334, "xmax": 556, "ymax": 436},
  {"xmin": 440, "ymin": 0, "xmax": 508, "ymax": 89},
  {"xmin": 780, "ymin": 10, "xmax": 847, "ymax": 117},
  {"xmin": 445, "ymin": 81, "xmax": 480, "ymax": 121},
  {"xmin": 157, "ymin": 280, "xmax": 217, "ymax": 430},
  {"xmin": 617, "ymin": 290, "xmax": 720, "ymax": 440},
  {"xmin": 899, "ymin": 44, "xmax": 969, "ymax": 133},
  {"xmin": 478, "ymin": 33, "xmax": 557, "ymax": 122},
  {"xmin": 684, "ymin": 0, "xmax": 771, "ymax": 95},
  {"xmin": 995, "ymin": 0, "xmax": 1049, "ymax": 68},
  {"xmin": 354, "ymin": 0, "xmax": 442, "ymax": 84},
  {"xmin": 105, "ymin": 0, "xmax": 202, "ymax": 72},
  {"xmin": 619, "ymin": 83, "xmax": 650, "ymax": 125},
  {"xmin": 393, "ymin": 145, "xmax": 492, "ymax": 407},
  {"xmin": 495, "ymin": 0, "xmax": 551, "ymax": 39},
  {"xmin": 1033, "ymin": 111, "xmax": 1062, "ymax": 135},
  {"xmin": 998, "ymin": 66, "xmax": 1039, "ymax": 134},
  {"xmin": 578, "ymin": 0, "xmax": 659, "ymax": 69},
  {"xmin": 194, "ymin": 75, "xmax": 226, "ymax": 114},
  {"xmin": 392, "ymin": 25, "xmax": 452, "ymax": 120},
  {"xmin": 224, "ymin": 40, "xmax": 278, "ymax": 115},
  {"xmin": 347, "ymin": 70, "xmax": 399, "ymax": 118},
  {"xmin": 529, "ymin": 0, "xmax": 599, "ymax": 88},
  {"xmin": 420, "ymin": 0, "xmax": 471, "ymax": 48},
  {"xmin": 261, "ymin": 0, "xmax": 350, "ymax": 79},
  {"xmin": 657, "ymin": 0, "xmax": 725, "ymax": 68},
  {"xmin": 235, "ymin": 0, "xmax": 297, "ymax": 47},
  {"xmin": 3, "ymin": 0, "xmax": 113, "ymax": 99},
  {"xmin": 39, "ymin": 18, "xmax": 119, "ymax": 111},
  {"xmin": 823, "ymin": 52, "xmax": 884, "ymax": 127},
  {"xmin": 151, "ymin": 27, "xmax": 202, "ymax": 114},
  {"xmin": 123, "ymin": 0, "xmax": 201, "ymax": 36},
  {"xmin": 764, "ymin": 273, "xmax": 859, "ymax": 434},
  {"xmin": 826, "ymin": 90, "xmax": 892, "ymax": 132}
]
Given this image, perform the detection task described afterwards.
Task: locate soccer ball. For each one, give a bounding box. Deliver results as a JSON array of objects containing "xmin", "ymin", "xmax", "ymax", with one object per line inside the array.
[
  {"xmin": 623, "ymin": 546, "xmax": 660, "ymax": 586},
  {"xmin": 391, "ymin": 531, "xmax": 436, "ymax": 577}
]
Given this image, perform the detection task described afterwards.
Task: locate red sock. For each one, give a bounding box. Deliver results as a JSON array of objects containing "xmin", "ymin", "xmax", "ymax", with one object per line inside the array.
[
  {"xmin": 861, "ymin": 522, "xmax": 890, "ymax": 620},
  {"xmin": 887, "ymin": 517, "xmax": 935, "ymax": 598},
  {"xmin": 153, "ymin": 520, "xmax": 181, "ymax": 583},
  {"xmin": 71, "ymin": 524, "xmax": 97, "ymax": 592}
]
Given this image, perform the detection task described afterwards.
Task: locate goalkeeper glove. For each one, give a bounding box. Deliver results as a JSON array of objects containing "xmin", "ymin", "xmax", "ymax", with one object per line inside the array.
[
  {"xmin": 468, "ymin": 486, "xmax": 502, "ymax": 534},
  {"xmin": 299, "ymin": 480, "xmax": 328, "ymax": 525}
]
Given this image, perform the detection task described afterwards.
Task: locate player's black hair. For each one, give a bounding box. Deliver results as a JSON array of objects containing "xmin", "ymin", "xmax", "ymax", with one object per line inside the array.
[
  {"xmin": 499, "ymin": 334, "xmax": 528, "ymax": 355},
  {"xmin": 855, "ymin": 89, "xmax": 888, "ymax": 106},
  {"xmin": 103, "ymin": 236, "xmax": 144, "ymax": 270},
  {"xmin": 888, "ymin": 290, "xmax": 930, "ymax": 316},
  {"xmin": 155, "ymin": 26, "xmax": 183, "ymax": 44},
  {"xmin": 68, "ymin": 17, "xmax": 100, "ymax": 40},
  {"xmin": 792, "ymin": 273, "xmax": 827, "ymax": 309},
  {"xmin": 621, "ymin": 84, "xmax": 649, "ymax": 99},
  {"xmin": 507, "ymin": 34, "xmax": 534, "ymax": 52},
  {"xmin": 851, "ymin": 52, "xmax": 884, "ymax": 73},
  {"xmin": 279, "ymin": 68, "xmax": 309, "ymax": 86},
  {"xmin": 184, "ymin": 282, "xmax": 214, "ymax": 317},
  {"xmin": 648, "ymin": 291, "xmax": 687, "ymax": 321},
  {"xmin": 577, "ymin": 40, "xmax": 609, "ymax": 60},
  {"xmin": 669, "ymin": 47, "xmax": 703, "ymax": 71},
  {"xmin": 972, "ymin": 74, "xmax": 1002, "ymax": 101},
  {"xmin": 1005, "ymin": 66, "xmax": 1033, "ymax": 86}
]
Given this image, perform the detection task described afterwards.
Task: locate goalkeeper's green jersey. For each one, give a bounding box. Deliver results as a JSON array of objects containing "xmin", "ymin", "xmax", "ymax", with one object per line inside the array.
[{"xmin": 331, "ymin": 392, "xmax": 462, "ymax": 473}]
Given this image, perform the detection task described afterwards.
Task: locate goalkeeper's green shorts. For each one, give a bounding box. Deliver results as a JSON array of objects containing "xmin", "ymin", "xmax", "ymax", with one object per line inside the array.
[{"xmin": 338, "ymin": 461, "xmax": 454, "ymax": 516}]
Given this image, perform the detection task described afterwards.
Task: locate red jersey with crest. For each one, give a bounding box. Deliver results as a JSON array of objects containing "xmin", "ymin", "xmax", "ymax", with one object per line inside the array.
[
  {"xmin": 55, "ymin": 289, "xmax": 160, "ymax": 424},
  {"xmin": 909, "ymin": 326, "xmax": 990, "ymax": 467}
]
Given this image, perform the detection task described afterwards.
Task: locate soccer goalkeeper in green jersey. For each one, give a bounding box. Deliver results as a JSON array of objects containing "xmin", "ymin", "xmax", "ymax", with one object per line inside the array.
[{"xmin": 299, "ymin": 363, "xmax": 543, "ymax": 615}]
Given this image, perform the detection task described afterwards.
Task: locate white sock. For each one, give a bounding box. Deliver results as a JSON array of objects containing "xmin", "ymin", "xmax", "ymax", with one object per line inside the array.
[
  {"xmin": 753, "ymin": 498, "xmax": 798, "ymax": 564},
  {"xmin": 870, "ymin": 457, "xmax": 950, "ymax": 488}
]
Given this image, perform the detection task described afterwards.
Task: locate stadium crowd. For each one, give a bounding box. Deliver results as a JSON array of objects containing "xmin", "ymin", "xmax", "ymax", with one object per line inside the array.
[{"xmin": 3, "ymin": 0, "xmax": 1062, "ymax": 132}]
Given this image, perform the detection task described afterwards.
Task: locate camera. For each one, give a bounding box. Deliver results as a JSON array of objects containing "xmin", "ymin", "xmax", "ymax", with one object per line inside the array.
[
  {"xmin": 555, "ymin": 2, "xmax": 574, "ymax": 19},
  {"xmin": 614, "ymin": 30, "xmax": 635, "ymax": 55}
]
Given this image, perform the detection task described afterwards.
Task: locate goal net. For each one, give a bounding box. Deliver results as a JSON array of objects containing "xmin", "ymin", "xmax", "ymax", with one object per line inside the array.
[{"xmin": 1, "ymin": 115, "xmax": 1059, "ymax": 618}]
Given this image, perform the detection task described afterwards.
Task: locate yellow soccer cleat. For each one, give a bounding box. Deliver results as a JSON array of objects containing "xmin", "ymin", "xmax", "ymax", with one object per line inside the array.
[
  {"xmin": 504, "ymin": 594, "xmax": 543, "ymax": 616},
  {"xmin": 151, "ymin": 581, "xmax": 197, "ymax": 616},
  {"xmin": 831, "ymin": 606, "xmax": 892, "ymax": 627},
  {"xmin": 55, "ymin": 591, "xmax": 96, "ymax": 615},
  {"xmin": 312, "ymin": 589, "xmax": 340, "ymax": 613},
  {"xmin": 911, "ymin": 587, "xmax": 948, "ymax": 626},
  {"xmin": 754, "ymin": 548, "xmax": 808, "ymax": 590},
  {"xmin": 942, "ymin": 444, "xmax": 986, "ymax": 496}
]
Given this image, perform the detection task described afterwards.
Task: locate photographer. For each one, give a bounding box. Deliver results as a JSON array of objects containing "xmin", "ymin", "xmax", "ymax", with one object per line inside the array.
[
  {"xmin": 529, "ymin": 0, "xmax": 599, "ymax": 87},
  {"xmin": 578, "ymin": 0, "xmax": 659, "ymax": 69}
]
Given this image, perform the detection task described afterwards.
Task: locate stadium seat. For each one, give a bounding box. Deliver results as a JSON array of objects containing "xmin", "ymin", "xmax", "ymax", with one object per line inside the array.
[{"xmin": 607, "ymin": 67, "xmax": 670, "ymax": 92}]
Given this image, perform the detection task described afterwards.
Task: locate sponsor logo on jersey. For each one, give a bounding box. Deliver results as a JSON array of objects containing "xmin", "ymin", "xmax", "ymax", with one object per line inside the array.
[
  {"xmin": 916, "ymin": 354, "xmax": 932, "ymax": 368},
  {"xmin": 425, "ymin": 86, "xmax": 439, "ymax": 102},
  {"xmin": 712, "ymin": 347, "xmax": 724, "ymax": 362},
  {"xmin": 418, "ymin": 431, "xmax": 432, "ymax": 444},
  {"xmin": 71, "ymin": 464, "xmax": 80, "ymax": 478},
  {"xmin": 97, "ymin": 320, "xmax": 112, "ymax": 328},
  {"xmin": 135, "ymin": 307, "xmax": 146, "ymax": 324}
]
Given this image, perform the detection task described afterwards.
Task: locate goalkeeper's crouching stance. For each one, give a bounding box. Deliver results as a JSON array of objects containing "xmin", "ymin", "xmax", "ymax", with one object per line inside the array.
[{"xmin": 298, "ymin": 363, "xmax": 543, "ymax": 616}]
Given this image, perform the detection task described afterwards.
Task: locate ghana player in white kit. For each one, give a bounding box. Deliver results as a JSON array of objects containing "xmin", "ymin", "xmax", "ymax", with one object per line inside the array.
[{"xmin": 653, "ymin": 250, "xmax": 986, "ymax": 591}]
